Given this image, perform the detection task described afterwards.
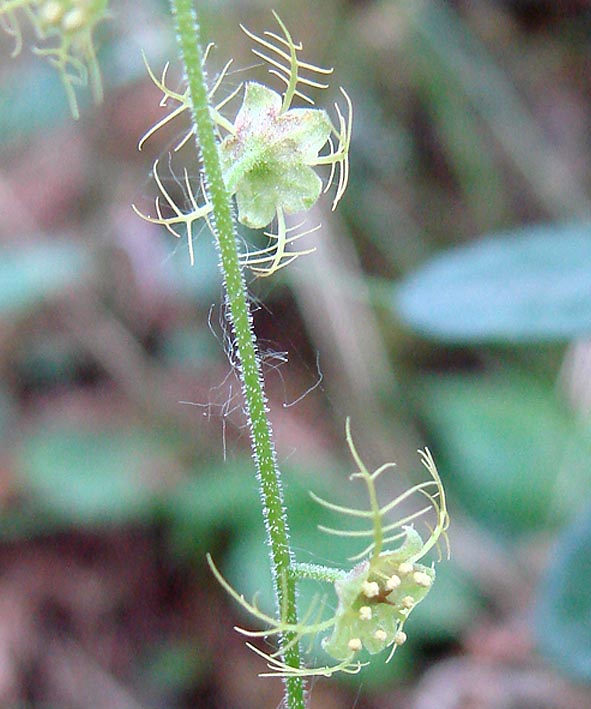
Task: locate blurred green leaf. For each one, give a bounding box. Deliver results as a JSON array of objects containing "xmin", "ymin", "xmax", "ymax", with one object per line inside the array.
[
  {"xmin": 161, "ymin": 229, "xmax": 221, "ymax": 302},
  {"xmin": 416, "ymin": 371, "xmax": 591, "ymax": 535},
  {"xmin": 17, "ymin": 426, "xmax": 170, "ymax": 527},
  {"xmin": 535, "ymin": 508, "xmax": 591, "ymax": 682},
  {"xmin": 222, "ymin": 465, "xmax": 367, "ymax": 610},
  {"xmin": 0, "ymin": 242, "xmax": 88, "ymax": 317},
  {"xmin": 161, "ymin": 326, "xmax": 221, "ymax": 367},
  {"xmin": 15, "ymin": 334, "xmax": 81, "ymax": 390},
  {"xmin": 166, "ymin": 454, "xmax": 375, "ymax": 564},
  {"xmin": 409, "ymin": 561, "xmax": 481, "ymax": 642},
  {"xmin": 0, "ymin": 386, "xmax": 13, "ymax": 441},
  {"xmin": 222, "ymin": 468, "xmax": 350, "ymax": 603},
  {"xmin": 0, "ymin": 65, "xmax": 70, "ymax": 143},
  {"xmin": 164, "ymin": 458, "xmax": 261, "ymax": 558},
  {"xmin": 395, "ymin": 223, "xmax": 591, "ymax": 342},
  {"xmin": 140, "ymin": 639, "xmax": 209, "ymax": 694}
]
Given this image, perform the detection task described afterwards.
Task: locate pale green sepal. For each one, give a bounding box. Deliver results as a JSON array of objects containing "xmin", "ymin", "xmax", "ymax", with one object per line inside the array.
[
  {"xmin": 220, "ymin": 82, "xmax": 331, "ymax": 228},
  {"xmin": 233, "ymin": 168, "xmax": 283, "ymax": 228},
  {"xmin": 276, "ymin": 108, "xmax": 333, "ymax": 161},
  {"xmin": 233, "ymin": 82, "xmax": 282, "ymax": 133},
  {"xmin": 376, "ymin": 525, "xmax": 425, "ymax": 566}
]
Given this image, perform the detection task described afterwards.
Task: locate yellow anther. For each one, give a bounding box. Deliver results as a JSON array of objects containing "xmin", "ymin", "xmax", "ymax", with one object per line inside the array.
[
  {"xmin": 361, "ymin": 581, "xmax": 380, "ymax": 598},
  {"xmin": 398, "ymin": 562, "xmax": 414, "ymax": 576},
  {"xmin": 413, "ymin": 571, "xmax": 432, "ymax": 588},
  {"xmin": 348, "ymin": 637, "xmax": 362, "ymax": 652},
  {"xmin": 394, "ymin": 631, "xmax": 407, "ymax": 646},
  {"xmin": 401, "ymin": 595, "xmax": 415, "ymax": 610},
  {"xmin": 359, "ymin": 605, "xmax": 372, "ymax": 621},
  {"xmin": 386, "ymin": 574, "xmax": 401, "ymax": 590}
]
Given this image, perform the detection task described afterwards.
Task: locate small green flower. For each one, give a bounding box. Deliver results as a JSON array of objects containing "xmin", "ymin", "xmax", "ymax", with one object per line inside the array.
[
  {"xmin": 136, "ymin": 11, "xmax": 351, "ymax": 275},
  {"xmin": 321, "ymin": 531, "xmax": 436, "ymax": 661},
  {"xmin": 220, "ymin": 82, "xmax": 332, "ymax": 228},
  {"xmin": 207, "ymin": 419, "xmax": 449, "ymax": 679},
  {"xmin": 0, "ymin": 0, "xmax": 109, "ymax": 118}
]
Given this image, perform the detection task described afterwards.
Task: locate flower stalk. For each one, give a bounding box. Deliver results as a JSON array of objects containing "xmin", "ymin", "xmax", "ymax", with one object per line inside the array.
[
  {"xmin": 168, "ymin": 1, "xmax": 305, "ymax": 706},
  {"xmin": 141, "ymin": 4, "xmax": 442, "ymax": 702}
]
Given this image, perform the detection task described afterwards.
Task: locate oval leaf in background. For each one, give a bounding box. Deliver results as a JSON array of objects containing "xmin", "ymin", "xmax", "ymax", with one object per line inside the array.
[
  {"xmin": 0, "ymin": 66, "xmax": 69, "ymax": 144},
  {"xmin": 17, "ymin": 426, "xmax": 171, "ymax": 527},
  {"xmin": 395, "ymin": 223, "xmax": 591, "ymax": 342},
  {"xmin": 164, "ymin": 459, "xmax": 262, "ymax": 559},
  {"xmin": 0, "ymin": 241, "xmax": 88, "ymax": 317},
  {"xmin": 534, "ymin": 508, "xmax": 591, "ymax": 682},
  {"xmin": 415, "ymin": 371, "xmax": 591, "ymax": 535}
]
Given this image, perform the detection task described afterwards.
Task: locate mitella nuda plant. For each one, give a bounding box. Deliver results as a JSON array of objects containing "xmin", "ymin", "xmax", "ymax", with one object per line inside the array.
[
  {"xmin": 135, "ymin": 7, "xmax": 448, "ymax": 685},
  {"xmin": 0, "ymin": 0, "xmax": 449, "ymax": 698}
]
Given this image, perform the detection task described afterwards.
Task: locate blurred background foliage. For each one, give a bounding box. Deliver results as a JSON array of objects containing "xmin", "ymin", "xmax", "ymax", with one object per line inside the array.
[{"xmin": 1, "ymin": 0, "xmax": 591, "ymax": 706}]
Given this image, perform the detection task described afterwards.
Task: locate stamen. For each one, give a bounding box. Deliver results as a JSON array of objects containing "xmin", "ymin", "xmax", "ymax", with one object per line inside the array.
[
  {"xmin": 386, "ymin": 574, "xmax": 401, "ymax": 591},
  {"xmin": 348, "ymin": 638, "xmax": 363, "ymax": 652},
  {"xmin": 401, "ymin": 596, "xmax": 415, "ymax": 610},
  {"xmin": 374, "ymin": 629, "xmax": 388, "ymax": 642},
  {"xmin": 359, "ymin": 606, "xmax": 373, "ymax": 621},
  {"xmin": 398, "ymin": 562, "xmax": 414, "ymax": 576},
  {"xmin": 413, "ymin": 571, "xmax": 432, "ymax": 588},
  {"xmin": 394, "ymin": 631, "xmax": 407, "ymax": 646},
  {"xmin": 362, "ymin": 581, "xmax": 380, "ymax": 599}
]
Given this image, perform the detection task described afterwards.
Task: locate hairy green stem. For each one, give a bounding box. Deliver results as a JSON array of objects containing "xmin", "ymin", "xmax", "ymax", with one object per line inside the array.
[
  {"xmin": 290, "ymin": 562, "xmax": 347, "ymax": 584},
  {"xmin": 169, "ymin": 1, "xmax": 305, "ymax": 705}
]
